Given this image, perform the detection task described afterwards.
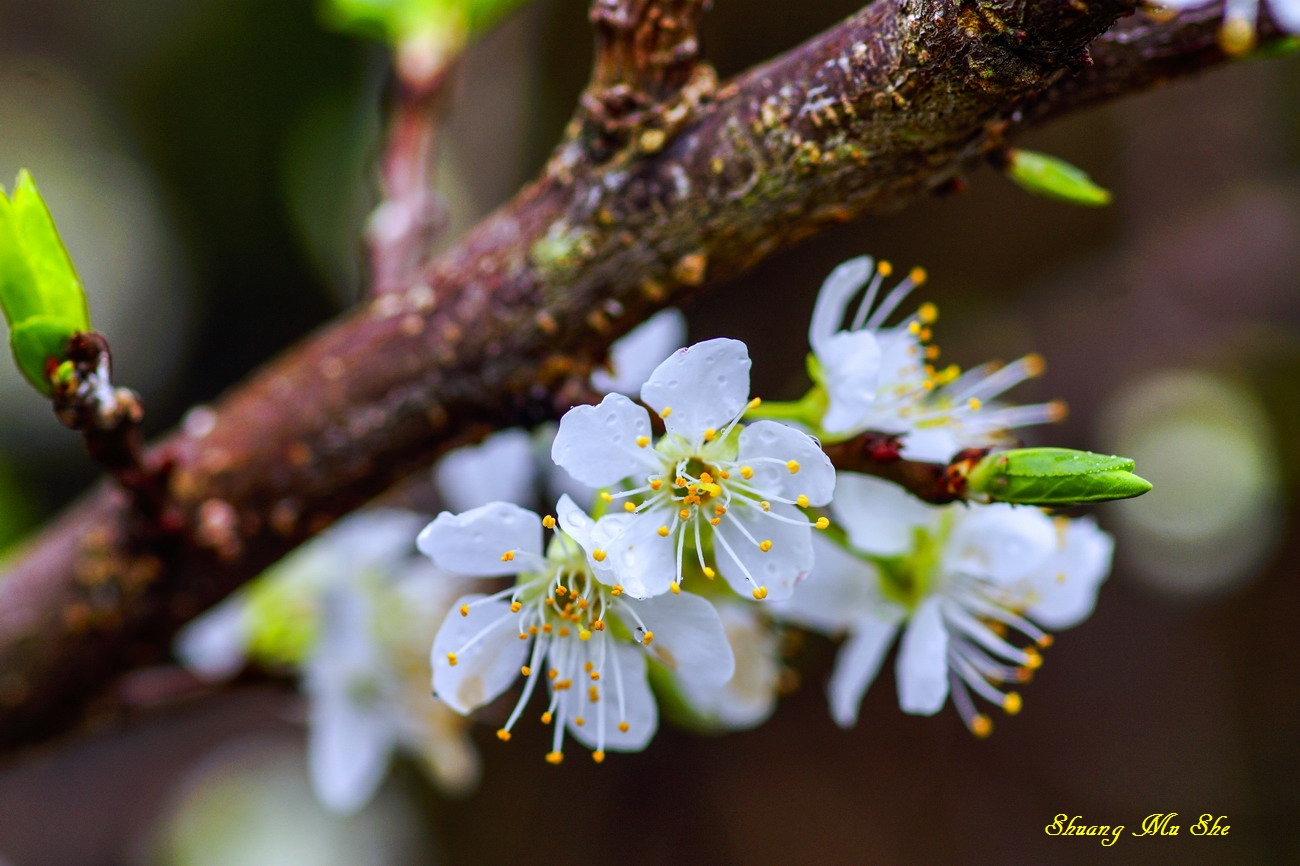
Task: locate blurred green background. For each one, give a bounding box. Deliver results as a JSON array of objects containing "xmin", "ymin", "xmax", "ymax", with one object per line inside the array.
[{"xmin": 1, "ymin": 0, "xmax": 1299, "ymax": 863}]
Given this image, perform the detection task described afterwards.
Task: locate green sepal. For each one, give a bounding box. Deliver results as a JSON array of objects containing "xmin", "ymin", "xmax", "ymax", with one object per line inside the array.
[
  {"xmin": 0, "ymin": 170, "xmax": 91, "ymax": 395},
  {"xmin": 1004, "ymin": 149, "xmax": 1112, "ymax": 208},
  {"xmin": 321, "ymin": 0, "xmax": 532, "ymax": 47},
  {"xmin": 966, "ymin": 447, "xmax": 1152, "ymax": 506}
]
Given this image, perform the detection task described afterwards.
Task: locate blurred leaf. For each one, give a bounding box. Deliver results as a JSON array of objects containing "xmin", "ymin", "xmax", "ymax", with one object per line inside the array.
[
  {"xmin": 0, "ymin": 171, "xmax": 91, "ymax": 395},
  {"xmin": 1004, "ymin": 149, "xmax": 1112, "ymax": 208},
  {"xmin": 966, "ymin": 447, "xmax": 1152, "ymax": 506}
]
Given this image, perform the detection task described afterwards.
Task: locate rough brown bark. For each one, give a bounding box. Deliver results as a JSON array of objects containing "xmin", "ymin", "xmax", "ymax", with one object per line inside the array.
[{"xmin": 0, "ymin": 1, "xmax": 1283, "ymax": 751}]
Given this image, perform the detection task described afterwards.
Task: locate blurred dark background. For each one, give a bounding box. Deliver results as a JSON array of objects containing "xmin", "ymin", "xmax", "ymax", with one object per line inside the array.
[{"xmin": 1, "ymin": 0, "xmax": 1298, "ymax": 863}]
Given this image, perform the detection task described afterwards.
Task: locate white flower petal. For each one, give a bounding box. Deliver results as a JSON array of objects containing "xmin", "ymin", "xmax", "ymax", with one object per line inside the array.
[
  {"xmin": 1271, "ymin": 0, "xmax": 1300, "ymax": 32},
  {"xmin": 674, "ymin": 601, "xmax": 779, "ymax": 730},
  {"xmin": 714, "ymin": 501, "xmax": 813, "ymax": 602},
  {"xmin": 430, "ymin": 595, "xmax": 529, "ymax": 714},
  {"xmin": 600, "ymin": 510, "xmax": 679, "ymax": 597},
  {"xmin": 772, "ymin": 534, "xmax": 892, "ymax": 633},
  {"xmin": 830, "ymin": 472, "xmax": 937, "ymax": 556},
  {"xmin": 820, "ymin": 331, "xmax": 882, "ymax": 434},
  {"xmin": 944, "ymin": 504, "xmax": 1056, "ymax": 585},
  {"xmin": 307, "ymin": 687, "xmax": 394, "ymax": 814},
  {"xmin": 416, "ymin": 502, "xmax": 541, "ymax": 577},
  {"xmin": 591, "ymin": 308, "xmax": 688, "ymax": 395},
  {"xmin": 738, "ymin": 420, "xmax": 836, "ymax": 506},
  {"xmin": 1027, "ymin": 517, "xmax": 1114, "ymax": 629},
  {"xmin": 631, "ymin": 591, "xmax": 734, "ymax": 686},
  {"xmin": 174, "ymin": 595, "xmax": 250, "ymax": 682},
  {"xmin": 434, "ymin": 428, "xmax": 539, "ymax": 512},
  {"xmin": 809, "ymin": 255, "xmax": 873, "ymax": 354},
  {"xmin": 640, "ymin": 338, "xmax": 751, "ymax": 438},
  {"xmin": 828, "ymin": 615, "xmax": 901, "ymax": 728},
  {"xmin": 551, "ymin": 393, "xmax": 656, "ymax": 487},
  {"xmin": 897, "ymin": 427, "xmax": 961, "ymax": 463},
  {"xmin": 895, "ymin": 596, "xmax": 949, "ymax": 715},
  {"xmin": 561, "ymin": 640, "xmax": 657, "ymax": 752}
]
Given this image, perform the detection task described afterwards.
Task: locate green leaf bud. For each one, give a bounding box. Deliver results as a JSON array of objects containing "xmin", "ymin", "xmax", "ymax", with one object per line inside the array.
[
  {"xmin": 966, "ymin": 447, "xmax": 1152, "ymax": 506},
  {"xmin": 1004, "ymin": 149, "xmax": 1112, "ymax": 208}
]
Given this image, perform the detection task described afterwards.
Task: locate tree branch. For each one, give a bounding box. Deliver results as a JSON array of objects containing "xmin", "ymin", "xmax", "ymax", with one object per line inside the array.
[{"xmin": 0, "ymin": 1, "xmax": 1280, "ymax": 750}]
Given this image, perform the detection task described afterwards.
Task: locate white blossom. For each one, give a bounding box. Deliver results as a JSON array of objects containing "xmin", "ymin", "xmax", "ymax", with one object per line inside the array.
[
  {"xmin": 417, "ymin": 498, "xmax": 735, "ymax": 764},
  {"xmin": 551, "ymin": 338, "xmax": 835, "ymax": 602},
  {"xmin": 673, "ymin": 599, "xmax": 782, "ymax": 730},
  {"xmin": 809, "ymin": 256, "xmax": 1064, "ymax": 463},
  {"xmin": 775, "ymin": 473, "xmax": 1113, "ymax": 735}
]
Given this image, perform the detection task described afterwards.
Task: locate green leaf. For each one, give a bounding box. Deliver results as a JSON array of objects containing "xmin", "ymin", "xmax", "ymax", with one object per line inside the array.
[
  {"xmin": 0, "ymin": 170, "xmax": 91, "ymax": 395},
  {"xmin": 966, "ymin": 447, "xmax": 1152, "ymax": 506},
  {"xmin": 1004, "ymin": 149, "xmax": 1112, "ymax": 208}
]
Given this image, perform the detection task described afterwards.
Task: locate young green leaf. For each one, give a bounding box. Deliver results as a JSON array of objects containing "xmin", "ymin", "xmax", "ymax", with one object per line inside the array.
[
  {"xmin": 1004, "ymin": 149, "xmax": 1112, "ymax": 208},
  {"xmin": 0, "ymin": 170, "xmax": 91, "ymax": 395},
  {"xmin": 966, "ymin": 447, "xmax": 1152, "ymax": 506}
]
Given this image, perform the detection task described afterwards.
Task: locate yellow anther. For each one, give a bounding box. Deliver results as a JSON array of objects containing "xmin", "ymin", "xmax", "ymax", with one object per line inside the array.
[
  {"xmin": 1024, "ymin": 353, "xmax": 1046, "ymax": 377},
  {"xmin": 971, "ymin": 714, "xmax": 993, "ymax": 738},
  {"xmin": 669, "ymin": 581, "xmax": 681, "ymax": 595},
  {"xmin": 649, "ymin": 478, "xmax": 663, "ymax": 491},
  {"xmin": 710, "ymin": 517, "xmax": 721, "ymax": 526},
  {"xmin": 618, "ymin": 722, "xmax": 630, "ymax": 733},
  {"xmin": 1003, "ymin": 693, "xmax": 1023, "ymax": 715},
  {"xmin": 624, "ymin": 501, "xmax": 637, "ymax": 513},
  {"xmin": 542, "ymin": 514, "xmax": 556, "ymax": 529},
  {"xmin": 922, "ymin": 379, "xmax": 935, "ymax": 391},
  {"xmin": 555, "ymin": 679, "xmax": 572, "ymax": 691},
  {"xmin": 679, "ymin": 509, "xmax": 691, "ymax": 520},
  {"xmin": 521, "ymin": 666, "xmax": 532, "ymax": 676},
  {"xmin": 1038, "ymin": 634, "xmax": 1055, "ymax": 649},
  {"xmin": 555, "ymin": 585, "xmax": 568, "ymax": 596},
  {"xmin": 659, "ymin": 406, "xmax": 672, "ymax": 419},
  {"xmin": 592, "ymin": 750, "xmax": 606, "ymax": 763},
  {"xmin": 589, "ymin": 672, "xmax": 600, "ymax": 683},
  {"xmin": 544, "ymin": 598, "xmax": 556, "ymax": 607},
  {"xmin": 747, "ymin": 397, "xmax": 762, "ymax": 410},
  {"xmin": 574, "ymin": 716, "xmax": 585, "ymax": 727},
  {"xmin": 1023, "ymin": 648, "xmax": 1043, "ymax": 669},
  {"xmin": 600, "ymin": 491, "xmax": 614, "ymax": 503},
  {"xmin": 579, "ymin": 628, "xmax": 592, "ymax": 641},
  {"xmin": 925, "ymin": 345, "xmax": 940, "ymax": 360},
  {"xmin": 545, "ymin": 751, "xmax": 564, "ymax": 765},
  {"xmin": 908, "ymin": 321, "xmax": 922, "ymax": 336},
  {"xmin": 786, "ymin": 460, "xmax": 800, "ymax": 474},
  {"xmin": 642, "ymin": 630, "xmax": 655, "ymax": 646},
  {"xmin": 519, "ymin": 633, "xmax": 529, "ymax": 640},
  {"xmin": 759, "ymin": 540, "xmax": 773, "ymax": 552},
  {"xmin": 541, "ymin": 712, "xmax": 553, "ymax": 724},
  {"xmin": 703, "ymin": 567, "xmax": 715, "ymax": 579},
  {"xmin": 967, "ymin": 397, "xmax": 982, "ymax": 410},
  {"xmin": 657, "ymin": 526, "xmax": 670, "ymax": 537},
  {"xmin": 611, "ymin": 585, "xmax": 624, "ymax": 596},
  {"xmin": 1016, "ymin": 667, "xmax": 1034, "ymax": 683},
  {"xmin": 497, "ymin": 729, "xmax": 511, "ymax": 741},
  {"xmin": 909, "ymin": 266, "xmax": 927, "ymax": 285},
  {"xmin": 583, "ymin": 661, "xmax": 593, "ymax": 672},
  {"xmin": 752, "ymin": 586, "xmax": 769, "ymax": 600},
  {"xmin": 577, "ymin": 598, "xmax": 588, "ymax": 609},
  {"xmin": 1047, "ymin": 400, "xmax": 1069, "ymax": 422},
  {"xmin": 542, "ymin": 623, "xmax": 553, "ymax": 634},
  {"xmin": 591, "ymin": 619, "xmax": 606, "ymax": 630},
  {"xmin": 917, "ymin": 301, "xmax": 938, "ymax": 324},
  {"xmin": 715, "ymin": 505, "xmax": 727, "ymax": 516},
  {"xmin": 815, "ymin": 517, "xmax": 830, "ymax": 530},
  {"xmin": 919, "ymin": 327, "xmax": 932, "ymax": 343},
  {"xmin": 740, "ymin": 466, "xmax": 754, "ymax": 480},
  {"xmin": 636, "ymin": 435, "xmax": 650, "ymax": 448},
  {"xmin": 528, "ymin": 625, "xmax": 538, "ymax": 635},
  {"xmin": 699, "ymin": 472, "xmax": 714, "ymax": 484},
  {"xmin": 1219, "ymin": 16, "xmax": 1256, "ymax": 55},
  {"xmin": 510, "ymin": 601, "xmax": 522, "ymax": 613},
  {"xmin": 761, "ymin": 501, "xmax": 771, "ymax": 512},
  {"xmin": 676, "ymin": 476, "xmax": 689, "ymax": 487},
  {"xmin": 704, "ymin": 428, "xmax": 717, "ymax": 441},
  {"xmin": 796, "ymin": 494, "xmax": 809, "ymax": 508},
  {"xmin": 719, "ymin": 470, "xmax": 730, "ymax": 479},
  {"xmin": 558, "ymin": 626, "xmax": 570, "ymax": 637},
  {"xmin": 500, "ymin": 550, "xmax": 515, "ymax": 562},
  {"xmin": 446, "ymin": 653, "xmax": 458, "ymax": 666},
  {"xmin": 592, "ymin": 549, "xmax": 607, "ymax": 562},
  {"xmin": 877, "ymin": 260, "xmax": 893, "ymax": 277},
  {"xmin": 459, "ymin": 604, "xmax": 469, "ymax": 617}
]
